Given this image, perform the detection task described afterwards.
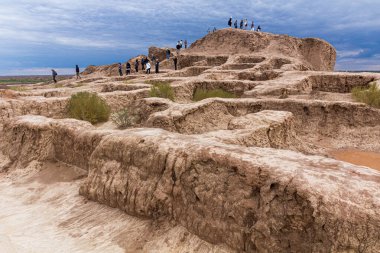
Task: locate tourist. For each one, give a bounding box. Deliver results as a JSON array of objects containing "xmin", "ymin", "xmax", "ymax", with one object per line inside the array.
[
  {"xmin": 51, "ymin": 69, "xmax": 58, "ymax": 83},
  {"xmin": 75, "ymin": 65, "xmax": 81, "ymax": 79},
  {"xmin": 234, "ymin": 20, "xmax": 238, "ymax": 28},
  {"xmin": 155, "ymin": 60, "xmax": 159, "ymax": 74},
  {"xmin": 135, "ymin": 59, "xmax": 139, "ymax": 73},
  {"xmin": 126, "ymin": 62, "xmax": 131, "ymax": 75},
  {"xmin": 176, "ymin": 42, "xmax": 181, "ymax": 53},
  {"xmin": 240, "ymin": 20, "xmax": 243, "ymax": 29},
  {"xmin": 184, "ymin": 40, "xmax": 188, "ymax": 49},
  {"xmin": 141, "ymin": 58, "xmax": 145, "ymax": 70},
  {"xmin": 146, "ymin": 62, "xmax": 151, "ymax": 74},
  {"xmin": 251, "ymin": 20, "xmax": 255, "ymax": 31},
  {"xmin": 166, "ymin": 48, "xmax": 171, "ymax": 59},
  {"xmin": 118, "ymin": 63, "xmax": 123, "ymax": 76},
  {"xmin": 180, "ymin": 40, "xmax": 183, "ymax": 48},
  {"xmin": 257, "ymin": 25, "xmax": 261, "ymax": 32},
  {"xmin": 228, "ymin": 17, "xmax": 232, "ymax": 27},
  {"xmin": 244, "ymin": 19, "xmax": 248, "ymax": 30},
  {"xmin": 173, "ymin": 57, "xmax": 178, "ymax": 70},
  {"xmin": 213, "ymin": 27, "xmax": 217, "ymax": 32}
]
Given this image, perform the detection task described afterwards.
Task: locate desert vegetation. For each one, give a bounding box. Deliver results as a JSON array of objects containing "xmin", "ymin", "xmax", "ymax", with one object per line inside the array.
[
  {"xmin": 67, "ymin": 91, "xmax": 110, "ymax": 124},
  {"xmin": 352, "ymin": 82, "xmax": 380, "ymax": 108},
  {"xmin": 111, "ymin": 108, "xmax": 135, "ymax": 129},
  {"xmin": 193, "ymin": 87, "xmax": 236, "ymax": 101},
  {"xmin": 149, "ymin": 81, "xmax": 174, "ymax": 100}
]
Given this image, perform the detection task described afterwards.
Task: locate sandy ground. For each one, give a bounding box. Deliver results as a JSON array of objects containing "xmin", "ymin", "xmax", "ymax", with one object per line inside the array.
[
  {"xmin": 0, "ymin": 161, "xmax": 232, "ymax": 253},
  {"xmin": 331, "ymin": 149, "xmax": 380, "ymax": 172}
]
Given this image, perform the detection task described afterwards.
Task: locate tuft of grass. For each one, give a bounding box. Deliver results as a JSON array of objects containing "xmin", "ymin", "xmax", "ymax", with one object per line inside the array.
[
  {"xmin": 352, "ymin": 82, "xmax": 380, "ymax": 108},
  {"xmin": 149, "ymin": 81, "xmax": 174, "ymax": 100},
  {"xmin": 193, "ymin": 88, "xmax": 236, "ymax": 101},
  {"xmin": 67, "ymin": 91, "xmax": 111, "ymax": 124},
  {"xmin": 111, "ymin": 108, "xmax": 135, "ymax": 129},
  {"xmin": 9, "ymin": 86, "xmax": 28, "ymax": 92}
]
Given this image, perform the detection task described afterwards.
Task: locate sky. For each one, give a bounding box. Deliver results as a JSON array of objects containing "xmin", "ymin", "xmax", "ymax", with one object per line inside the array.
[{"xmin": 1, "ymin": 0, "xmax": 380, "ymax": 76}]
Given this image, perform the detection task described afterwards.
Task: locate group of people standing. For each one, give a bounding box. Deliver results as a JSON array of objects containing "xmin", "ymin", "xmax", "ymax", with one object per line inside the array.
[
  {"xmin": 228, "ymin": 17, "xmax": 261, "ymax": 32},
  {"xmin": 118, "ymin": 56, "xmax": 160, "ymax": 76},
  {"xmin": 176, "ymin": 40, "xmax": 188, "ymax": 52}
]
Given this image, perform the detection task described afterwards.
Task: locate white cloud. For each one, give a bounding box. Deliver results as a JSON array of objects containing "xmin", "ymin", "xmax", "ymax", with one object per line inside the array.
[{"xmin": 337, "ymin": 49, "xmax": 364, "ymax": 58}]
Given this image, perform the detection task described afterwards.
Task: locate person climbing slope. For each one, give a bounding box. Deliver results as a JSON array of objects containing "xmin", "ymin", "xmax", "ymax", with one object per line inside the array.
[{"xmin": 51, "ymin": 69, "xmax": 58, "ymax": 83}]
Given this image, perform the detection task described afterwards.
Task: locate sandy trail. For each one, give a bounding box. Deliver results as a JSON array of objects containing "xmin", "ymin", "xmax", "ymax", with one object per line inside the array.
[
  {"xmin": 0, "ymin": 161, "xmax": 231, "ymax": 253},
  {"xmin": 331, "ymin": 149, "xmax": 380, "ymax": 172}
]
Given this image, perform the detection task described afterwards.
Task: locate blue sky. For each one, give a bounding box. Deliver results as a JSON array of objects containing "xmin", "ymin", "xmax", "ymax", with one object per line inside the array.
[{"xmin": 1, "ymin": 0, "xmax": 380, "ymax": 75}]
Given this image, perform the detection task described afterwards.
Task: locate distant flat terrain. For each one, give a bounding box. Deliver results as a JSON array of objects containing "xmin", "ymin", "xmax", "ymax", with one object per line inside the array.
[{"xmin": 0, "ymin": 75, "xmax": 71, "ymax": 88}]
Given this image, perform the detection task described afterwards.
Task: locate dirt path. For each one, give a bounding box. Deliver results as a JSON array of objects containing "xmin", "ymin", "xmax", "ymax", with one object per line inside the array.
[{"xmin": 330, "ymin": 149, "xmax": 380, "ymax": 171}]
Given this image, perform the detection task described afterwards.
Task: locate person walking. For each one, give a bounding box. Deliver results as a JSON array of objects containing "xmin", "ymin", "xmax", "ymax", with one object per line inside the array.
[
  {"xmin": 228, "ymin": 17, "xmax": 232, "ymax": 27},
  {"xmin": 126, "ymin": 62, "xmax": 131, "ymax": 75},
  {"xmin": 155, "ymin": 60, "xmax": 159, "ymax": 74},
  {"xmin": 75, "ymin": 65, "xmax": 81, "ymax": 79},
  {"xmin": 51, "ymin": 69, "xmax": 58, "ymax": 83},
  {"xmin": 146, "ymin": 62, "xmax": 151, "ymax": 74},
  {"xmin": 166, "ymin": 48, "xmax": 171, "ymax": 59},
  {"xmin": 234, "ymin": 20, "xmax": 238, "ymax": 28},
  {"xmin": 118, "ymin": 63, "xmax": 123, "ymax": 76},
  {"xmin": 135, "ymin": 59, "xmax": 139, "ymax": 73},
  {"xmin": 184, "ymin": 40, "xmax": 188, "ymax": 49},
  {"xmin": 173, "ymin": 57, "xmax": 178, "ymax": 70},
  {"xmin": 240, "ymin": 19, "xmax": 243, "ymax": 29}
]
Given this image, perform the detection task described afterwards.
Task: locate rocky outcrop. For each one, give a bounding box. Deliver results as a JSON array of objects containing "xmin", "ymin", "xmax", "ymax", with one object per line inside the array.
[
  {"xmin": 2, "ymin": 115, "xmax": 380, "ymax": 253},
  {"xmin": 188, "ymin": 29, "xmax": 336, "ymax": 71}
]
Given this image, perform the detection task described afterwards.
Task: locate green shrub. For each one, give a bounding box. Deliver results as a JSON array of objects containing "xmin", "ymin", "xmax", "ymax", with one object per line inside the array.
[
  {"xmin": 193, "ymin": 88, "xmax": 236, "ymax": 101},
  {"xmin": 149, "ymin": 82, "xmax": 174, "ymax": 100},
  {"xmin": 67, "ymin": 92, "xmax": 111, "ymax": 124},
  {"xmin": 111, "ymin": 108, "xmax": 134, "ymax": 129},
  {"xmin": 352, "ymin": 82, "xmax": 380, "ymax": 108}
]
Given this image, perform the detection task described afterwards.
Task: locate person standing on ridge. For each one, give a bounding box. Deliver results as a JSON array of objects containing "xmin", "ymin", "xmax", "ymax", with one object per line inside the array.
[
  {"xmin": 244, "ymin": 19, "xmax": 248, "ymax": 30},
  {"xmin": 126, "ymin": 62, "xmax": 131, "ymax": 75},
  {"xmin": 146, "ymin": 62, "xmax": 151, "ymax": 74},
  {"xmin": 155, "ymin": 60, "xmax": 159, "ymax": 74},
  {"xmin": 180, "ymin": 40, "xmax": 183, "ymax": 48},
  {"xmin": 234, "ymin": 20, "xmax": 238, "ymax": 28},
  {"xmin": 228, "ymin": 17, "xmax": 232, "ymax": 27},
  {"xmin": 173, "ymin": 57, "xmax": 178, "ymax": 70},
  {"xmin": 51, "ymin": 69, "xmax": 58, "ymax": 83},
  {"xmin": 257, "ymin": 25, "xmax": 261, "ymax": 32},
  {"xmin": 166, "ymin": 48, "xmax": 171, "ymax": 59},
  {"xmin": 135, "ymin": 59, "xmax": 139, "ymax": 73},
  {"xmin": 184, "ymin": 40, "xmax": 188, "ymax": 49},
  {"xmin": 141, "ymin": 58, "xmax": 145, "ymax": 71},
  {"xmin": 176, "ymin": 42, "xmax": 181, "ymax": 53},
  {"xmin": 251, "ymin": 20, "xmax": 255, "ymax": 31},
  {"xmin": 75, "ymin": 65, "xmax": 81, "ymax": 79},
  {"xmin": 118, "ymin": 63, "xmax": 123, "ymax": 76},
  {"xmin": 240, "ymin": 19, "xmax": 243, "ymax": 29}
]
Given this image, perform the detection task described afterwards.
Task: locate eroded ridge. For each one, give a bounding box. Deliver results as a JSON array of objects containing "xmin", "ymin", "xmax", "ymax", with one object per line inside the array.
[
  {"xmin": 2, "ymin": 115, "xmax": 380, "ymax": 252},
  {"xmin": 1, "ymin": 28, "xmax": 380, "ymax": 252}
]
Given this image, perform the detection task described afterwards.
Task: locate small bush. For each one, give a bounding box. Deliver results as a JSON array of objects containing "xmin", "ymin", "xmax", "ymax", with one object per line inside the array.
[
  {"xmin": 352, "ymin": 82, "xmax": 380, "ymax": 108},
  {"xmin": 193, "ymin": 88, "xmax": 236, "ymax": 101},
  {"xmin": 149, "ymin": 82, "xmax": 174, "ymax": 100},
  {"xmin": 111, "ymin": 108, "xmax": 134, "ymax": 129},
  {"xmin": 67, "ymin": 92, "xmax": 111, "ymax": 124}
]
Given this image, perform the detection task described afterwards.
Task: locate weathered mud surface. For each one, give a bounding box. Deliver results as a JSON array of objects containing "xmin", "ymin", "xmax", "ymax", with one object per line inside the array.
[{"xmin": 1, "ymin": 28, "xmax": 380, "ymax": 252}]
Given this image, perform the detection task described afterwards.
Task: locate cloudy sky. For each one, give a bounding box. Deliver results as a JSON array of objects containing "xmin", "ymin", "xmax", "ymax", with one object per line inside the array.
[{"xmin": 1, "ymin": 0, "xmax": 379, "ymax": 75}]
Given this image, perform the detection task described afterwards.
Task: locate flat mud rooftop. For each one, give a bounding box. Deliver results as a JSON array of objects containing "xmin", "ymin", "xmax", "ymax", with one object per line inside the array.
[{"xmin": 1, "ymin": 29, "xmax": 380, "ymax": 252}]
